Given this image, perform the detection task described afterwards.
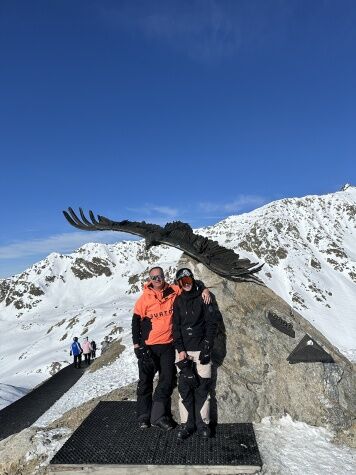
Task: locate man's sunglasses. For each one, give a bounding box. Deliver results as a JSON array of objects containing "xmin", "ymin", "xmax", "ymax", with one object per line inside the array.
[{"xmin": 150, "ymin": 274, "xmax": 164, "ymax": 281}]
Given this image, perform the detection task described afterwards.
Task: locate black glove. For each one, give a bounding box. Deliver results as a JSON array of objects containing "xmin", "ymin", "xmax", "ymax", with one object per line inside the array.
[
  {"xmin": 70, "ymin": 351, "xmax": 72, "ymax": 356},
  {"xmin": 199, "ymin": 339, "xmax": 211, "ymax": 365},
  {"xmin": 176, "ymin": 358, "xmax": 199, "ymax": 388},
  {"xmin": 134, "ymin": 346, "xmax": 152, "ymax": 361},
  {"xmin": 135, "ymin": 346, "xmax": 155, "ymax": 373}
]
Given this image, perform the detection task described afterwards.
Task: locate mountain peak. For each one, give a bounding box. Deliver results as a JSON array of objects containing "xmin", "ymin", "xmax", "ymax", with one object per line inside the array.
[{"xmin": 340, "ymin": 183, "xmax": 354, "ymax": 191}]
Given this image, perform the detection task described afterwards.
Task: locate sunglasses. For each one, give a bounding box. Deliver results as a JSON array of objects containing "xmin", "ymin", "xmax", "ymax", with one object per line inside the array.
[{"xmin": 150, "ymin": 274, "xmax": 164, "ymax": 281}]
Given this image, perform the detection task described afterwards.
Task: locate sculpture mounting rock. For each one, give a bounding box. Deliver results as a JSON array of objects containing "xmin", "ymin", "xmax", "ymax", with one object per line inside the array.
[{"xmin": 179, "ymin": 255, "xmax": 356, "ymax": 447}]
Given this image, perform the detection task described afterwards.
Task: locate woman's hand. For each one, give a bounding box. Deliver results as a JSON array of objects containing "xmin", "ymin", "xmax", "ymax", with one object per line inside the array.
[{"xmin": 202, "ymin": 288, "xmax": 211, "ymax": 304}]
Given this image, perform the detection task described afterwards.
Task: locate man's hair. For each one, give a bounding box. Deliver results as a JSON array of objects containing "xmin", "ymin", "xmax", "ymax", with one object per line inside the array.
[{"xmin": 149, "ymin": 266, "xmax": 164, "ymax": 276}]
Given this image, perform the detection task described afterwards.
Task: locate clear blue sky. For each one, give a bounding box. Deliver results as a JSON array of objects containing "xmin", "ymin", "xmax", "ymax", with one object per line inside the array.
[{"xmin": 0, "ymin": 0, "xmax": 355, "ymax": 277}]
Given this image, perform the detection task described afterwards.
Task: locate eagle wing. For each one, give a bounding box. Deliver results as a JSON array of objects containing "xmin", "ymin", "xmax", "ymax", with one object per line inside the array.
[{"xmin": 63, "ymin": 208, "xmax": 264, "ymax": 283}]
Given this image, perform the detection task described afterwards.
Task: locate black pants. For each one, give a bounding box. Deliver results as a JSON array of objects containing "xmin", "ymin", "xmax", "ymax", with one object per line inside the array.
[
  {"xmin": 136, "ymin": 343, "xmax": 175, "ymax": 423},
  {"xmin": 84, "ymin": 353, "xmax": 91, "ymax": 365},
  {"xmin": 74, "ymin": 354, "xmax": 82, "ymax": 368},
  {"xmin": 91, "ymin": 350, "xmax": 96, "ymax": 358}
]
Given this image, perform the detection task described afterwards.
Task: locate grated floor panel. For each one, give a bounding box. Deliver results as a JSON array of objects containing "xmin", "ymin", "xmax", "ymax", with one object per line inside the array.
[{"xmin": 50, "ymin": 401, "xmax": 262, "ymax": 468}]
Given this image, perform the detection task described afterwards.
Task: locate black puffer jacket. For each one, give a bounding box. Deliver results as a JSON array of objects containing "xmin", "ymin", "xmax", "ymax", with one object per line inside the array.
[{"xmin": 173, "ymin": 285, "xmax": 217, "ymax": 353}]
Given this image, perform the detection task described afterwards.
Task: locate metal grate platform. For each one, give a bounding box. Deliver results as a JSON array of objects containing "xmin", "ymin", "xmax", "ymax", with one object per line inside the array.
[{"xmin": 50, "ymin": 401, "xmax": 262, "ymax": 473}]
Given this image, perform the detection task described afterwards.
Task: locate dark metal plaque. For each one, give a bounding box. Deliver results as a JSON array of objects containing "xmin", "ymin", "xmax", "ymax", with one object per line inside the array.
[
  {"xmin": 267, "ymin": 311, "xmax": 295, "ymax": 338},
  {"xmin": 287, "ymin": 335, "xmax": 335, "ymax": 364}
]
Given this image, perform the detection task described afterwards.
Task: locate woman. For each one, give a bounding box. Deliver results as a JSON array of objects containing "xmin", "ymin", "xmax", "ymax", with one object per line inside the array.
[
  {"xmin": 82, "ymin": 337, "xmax": 93, "ymax": 365},
  {"xmin": 173, "ymin": 268, "xmax": 217, "ymax": 440}
]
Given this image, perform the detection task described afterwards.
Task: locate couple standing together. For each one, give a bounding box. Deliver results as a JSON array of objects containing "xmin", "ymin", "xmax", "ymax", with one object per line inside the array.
[{"xmin": 132, "ymin": 266, "xmax": 217, "ymax": 440}]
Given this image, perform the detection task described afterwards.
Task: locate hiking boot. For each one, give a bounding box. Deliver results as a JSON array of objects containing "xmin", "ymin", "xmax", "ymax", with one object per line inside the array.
[
  {"xmin": 138, "ymin": 420, "xmax": 150, "ymax": 430},
  {"xmin": 198, "ymin": 424, "xmax": 211, "ymax": 439},
  {"xmin": 152, "ymin": 416, "xmax": 174, "ymax": 431},
  {"xmin": 167, "ymin": 417, "xmax": 177, "ymax": 429},
  {"xmin": 177, "ymin": 424, "xmax": 193, "ymax": 441}
]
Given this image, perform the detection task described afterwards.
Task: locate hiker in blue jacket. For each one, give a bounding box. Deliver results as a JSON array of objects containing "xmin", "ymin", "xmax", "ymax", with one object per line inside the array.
[{"xmin": 70, "ymin": 337, "xmax": 83, "ymax": 368}]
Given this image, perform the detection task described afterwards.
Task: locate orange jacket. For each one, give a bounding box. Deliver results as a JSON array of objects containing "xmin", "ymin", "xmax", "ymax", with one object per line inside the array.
[{"xmin": 133, "ymin": 283, "xmax": 182, "ymax": 345}]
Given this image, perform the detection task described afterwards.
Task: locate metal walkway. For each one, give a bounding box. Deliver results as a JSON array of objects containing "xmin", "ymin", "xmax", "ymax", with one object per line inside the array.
[
  {"xmin": 50, "ymin": 401, "xmax": 262, "ymax": 474},
  {"xmin": 0, "ymin": 363, "xmax": 84, "ymax": 441}
]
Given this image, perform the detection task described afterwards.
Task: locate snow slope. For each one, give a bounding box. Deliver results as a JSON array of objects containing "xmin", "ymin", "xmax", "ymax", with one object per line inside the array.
[
  {"xmin": 0, "ymin": 383, "xmax": 28, "ymax": 410},
  {"xmin": 0, "ymin": 241, "xmax": 181, "ymax": 394}
]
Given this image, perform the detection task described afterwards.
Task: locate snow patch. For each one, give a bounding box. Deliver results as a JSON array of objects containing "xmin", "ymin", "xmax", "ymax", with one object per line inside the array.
[
  {"xmin": 0, "ymin": 383, "xmax": 29, "ymax": 410},
  {"xmin": 256, "ymin": 415, "xmax": 356, "ymax": 474}
]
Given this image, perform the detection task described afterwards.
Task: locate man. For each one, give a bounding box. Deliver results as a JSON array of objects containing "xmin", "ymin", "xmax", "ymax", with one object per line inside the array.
[
  {"xmin": 132, "ymin": 266, "xmax": 210, "ymax": 430},
  {"xmin": 69, "ymin": 337, "xmax": 83, "ymax": 368},
  {"xmin": 173, "ymin": 268, "xmax": 217, "ymax": 440}
]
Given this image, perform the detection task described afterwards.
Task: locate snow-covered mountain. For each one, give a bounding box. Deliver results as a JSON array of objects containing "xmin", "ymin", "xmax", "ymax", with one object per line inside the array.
[
  {"xmin": 0, "ymin": 185, "xmax": 355, "ymax": 409},
  {"xmin": 0, "ymin": 242, "xmax": 181, "ymax": 392},
  {"xmin": 198, "ymin": 184, "xmax": 356, "ymax": 360}
]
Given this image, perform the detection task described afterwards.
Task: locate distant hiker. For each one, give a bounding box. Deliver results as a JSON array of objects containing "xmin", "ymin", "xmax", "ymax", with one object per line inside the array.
[
  {"xmin": 173, "ymin": 268, "xmax": 217, "ymax": 440},
  {"xmin": 91, "ymin": 340, "xmax": 97, "ymax": 359},
  {"xmin": 132, "ymin": 266, "xmax": 211, "ymax": 431},
  {"xmin": 70, "ymin": 337, "xmax": 83, "ymax": 368},
  {"xmin": 82, "ymin": 337, "xmax": 93, "ymax": 365}
]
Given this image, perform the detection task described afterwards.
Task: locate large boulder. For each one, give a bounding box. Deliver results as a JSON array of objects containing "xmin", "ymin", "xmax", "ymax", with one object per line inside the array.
[{"xmin": 178, "ymin": 255, "xmax": 356, "ymax": 446}]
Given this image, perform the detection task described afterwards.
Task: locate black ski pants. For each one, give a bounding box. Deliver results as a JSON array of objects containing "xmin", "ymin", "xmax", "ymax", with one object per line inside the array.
[
  {"xmin": 73, "ymin": 354, "xmax": 82, "ymax": 368},
  {"xmin": 136, "ymin": 343, "xmax": 175, "ymax": 423}
]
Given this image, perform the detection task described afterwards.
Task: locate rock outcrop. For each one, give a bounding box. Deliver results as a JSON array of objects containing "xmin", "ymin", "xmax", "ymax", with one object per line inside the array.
[{"xmin": 178, "ymin": 255, "xmax": 356, "ymax": 446}]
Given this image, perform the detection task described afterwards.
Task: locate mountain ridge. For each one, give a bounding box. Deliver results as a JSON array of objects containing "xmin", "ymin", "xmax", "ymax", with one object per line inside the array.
[{"xmin": 0, "ymin": 187, "xmax": 355, "ymax": 407}]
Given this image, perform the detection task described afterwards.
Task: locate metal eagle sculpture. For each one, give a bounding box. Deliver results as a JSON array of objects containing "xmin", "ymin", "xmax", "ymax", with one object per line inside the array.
[{"xmin": 63, "ymin": 207, "xmax": 264, "ymax": 283}]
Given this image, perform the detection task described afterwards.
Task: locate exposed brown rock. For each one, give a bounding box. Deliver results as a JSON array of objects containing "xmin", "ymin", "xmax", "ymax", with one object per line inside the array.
[
  {"xmin": 88, "ymin": 338, "xmax": 125, "ymax": 373},
  {"xmin": 71, "ymin": 258, "xmax": 112, "ymax": 280}
]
